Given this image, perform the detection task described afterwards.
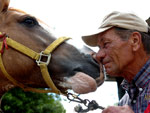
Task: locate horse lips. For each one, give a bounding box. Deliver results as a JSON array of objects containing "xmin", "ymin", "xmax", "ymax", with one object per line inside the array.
[{"xmin": 68, "ymin": 72, "xmax": 97, "ymax": 94}]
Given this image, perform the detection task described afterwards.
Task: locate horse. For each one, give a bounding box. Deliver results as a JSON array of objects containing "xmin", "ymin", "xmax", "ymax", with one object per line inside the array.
[{"xmin": 0, "ymin": 0, "xmax": 104, "ymax": 99}]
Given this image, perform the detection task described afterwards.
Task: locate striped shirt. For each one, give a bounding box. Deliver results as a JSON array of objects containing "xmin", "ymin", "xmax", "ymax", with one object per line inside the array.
[{"xmin": 118, "ymin": 59, "xmax": 150, "ymax": 113}]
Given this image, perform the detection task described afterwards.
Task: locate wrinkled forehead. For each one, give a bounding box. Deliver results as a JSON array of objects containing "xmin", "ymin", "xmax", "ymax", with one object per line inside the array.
[{"xmin": 97, "ymin": 28, "xmax": 116, "ymax": 42}]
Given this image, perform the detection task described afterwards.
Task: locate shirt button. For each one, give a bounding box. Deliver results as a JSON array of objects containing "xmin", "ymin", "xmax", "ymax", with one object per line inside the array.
[
  {"xmin": 139, "ymin": 88, "xmax": 143, "ymax": 92},
  {"xmin": 133, "ymin": 100, "xmax": 136, "ymax": 103}
]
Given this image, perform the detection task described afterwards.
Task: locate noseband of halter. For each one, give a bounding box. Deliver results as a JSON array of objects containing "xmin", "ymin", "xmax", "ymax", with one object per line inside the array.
[{"xmin": 0, "ymin": 32, "xmax": 71, "ymax": 95}]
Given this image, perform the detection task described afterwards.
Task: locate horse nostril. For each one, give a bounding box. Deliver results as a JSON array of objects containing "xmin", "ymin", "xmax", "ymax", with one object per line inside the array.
[
  {"xmin": 84, "ymin": 54, "xmax": 99, "ymax": 66},
  {"xmin": 73, "ymin": 66, "xmax": 83, "ymax": 72},
  {"xmin": 92, "ymin": 57, "xmax": 99, "ymax": 64}
]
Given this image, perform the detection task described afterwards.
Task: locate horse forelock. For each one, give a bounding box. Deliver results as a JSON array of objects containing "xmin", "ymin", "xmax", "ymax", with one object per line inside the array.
[
  {"xmin": 8, "ymin": 7, "xmax": 27, "ymax": 14},
  {"xmin": 8, "ymin": 7, "xmax": 51, "ymax": 31}
]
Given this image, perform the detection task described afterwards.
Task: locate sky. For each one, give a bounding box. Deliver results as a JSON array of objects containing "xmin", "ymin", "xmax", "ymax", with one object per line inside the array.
[
  {"xmin": 9, "ymin": 0, "xmax": 150, "ymax": 113},
  {"xmin": 9, "ymin": 0, "xmax": 150, "ymax": 39}
]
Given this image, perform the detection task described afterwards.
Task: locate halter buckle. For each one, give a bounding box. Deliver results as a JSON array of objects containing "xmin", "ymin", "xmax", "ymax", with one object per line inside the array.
[{"xmin": 36, "ymin": 51, "xmax": 51, "ymax": 66}]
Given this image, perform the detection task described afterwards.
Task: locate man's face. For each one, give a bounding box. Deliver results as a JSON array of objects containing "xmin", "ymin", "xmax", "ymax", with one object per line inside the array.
[{"xmin": 96, "ymin": 28, "xmax": 134, "ymax": 77}]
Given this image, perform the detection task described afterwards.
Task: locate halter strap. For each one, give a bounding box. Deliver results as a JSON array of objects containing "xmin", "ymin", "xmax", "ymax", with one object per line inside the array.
[{"xmin": 0, "ymin": 33, "xmax": 71, "ymax": 95}]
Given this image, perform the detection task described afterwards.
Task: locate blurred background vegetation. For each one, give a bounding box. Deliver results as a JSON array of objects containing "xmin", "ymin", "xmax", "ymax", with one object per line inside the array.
[{"xmin": 1, "ymin": 88, "xmax": 66, "ymax": 113}]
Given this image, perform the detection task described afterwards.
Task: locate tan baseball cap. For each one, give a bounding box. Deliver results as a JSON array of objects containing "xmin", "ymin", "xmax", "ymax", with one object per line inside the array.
[{"xmin": 82, "ymin": 11, "xmax": 149, "ymax": 47}]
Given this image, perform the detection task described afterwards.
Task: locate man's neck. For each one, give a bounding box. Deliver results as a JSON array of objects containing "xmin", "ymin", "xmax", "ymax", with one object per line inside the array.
[{"xmin": 121, "ymin": 52, "xmax": 150, "ymax": 82}]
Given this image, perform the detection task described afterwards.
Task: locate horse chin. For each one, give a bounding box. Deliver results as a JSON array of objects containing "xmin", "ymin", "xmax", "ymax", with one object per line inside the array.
[{"xmin": 59, "ymin": 72, "xmax": 104, "ymax": 94}]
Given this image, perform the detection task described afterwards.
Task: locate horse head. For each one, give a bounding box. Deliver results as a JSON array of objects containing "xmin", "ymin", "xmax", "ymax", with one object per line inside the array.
[{"xmin": 0, "ymin": 0, "xmax": 104, "ymax": 97}]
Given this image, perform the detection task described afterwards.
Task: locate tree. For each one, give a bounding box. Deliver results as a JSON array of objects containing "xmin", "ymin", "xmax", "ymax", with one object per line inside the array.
[{"xmin": 1, "ymin": 88, "xmax": 66, "ymax": 113}]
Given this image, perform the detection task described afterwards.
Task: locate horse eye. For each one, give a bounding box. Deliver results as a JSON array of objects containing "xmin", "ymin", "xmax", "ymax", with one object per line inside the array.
[{"xmin": 20, "ymin": 16, "xmax": 39, "ymax": 27}]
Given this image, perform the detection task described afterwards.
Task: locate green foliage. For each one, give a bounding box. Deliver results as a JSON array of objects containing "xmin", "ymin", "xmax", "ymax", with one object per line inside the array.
[{"xmin": 1, "ymin": 88, "xmax": 66, "ymax": 113}]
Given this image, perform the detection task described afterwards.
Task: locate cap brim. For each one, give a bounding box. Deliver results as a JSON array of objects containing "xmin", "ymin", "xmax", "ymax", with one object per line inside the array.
[{"xmin": 82, "ymin": 26, "xmax": 112, "ymax": 47}]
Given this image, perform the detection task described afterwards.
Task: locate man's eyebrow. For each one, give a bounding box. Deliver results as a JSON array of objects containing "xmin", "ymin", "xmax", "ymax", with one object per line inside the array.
[{"xmin": 99, "ymin": 37, "xmax": 105, "ymax": 42}]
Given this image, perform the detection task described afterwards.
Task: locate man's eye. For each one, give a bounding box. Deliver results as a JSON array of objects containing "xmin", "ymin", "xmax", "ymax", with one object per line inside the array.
[{"xmin": 103, "ymin": 42, "xmax": 110, "ymax": 48}]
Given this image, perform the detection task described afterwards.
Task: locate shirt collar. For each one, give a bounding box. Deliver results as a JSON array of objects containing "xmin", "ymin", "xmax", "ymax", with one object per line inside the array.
[{"xmin": 133, "ymin": 59, "xmax": 150, "ymax": 88}]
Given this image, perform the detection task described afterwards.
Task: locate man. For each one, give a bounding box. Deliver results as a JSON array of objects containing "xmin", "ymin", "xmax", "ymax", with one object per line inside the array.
[{"xmin": 82, "ymin": 11, "xmax": 150, "ymax": 113}]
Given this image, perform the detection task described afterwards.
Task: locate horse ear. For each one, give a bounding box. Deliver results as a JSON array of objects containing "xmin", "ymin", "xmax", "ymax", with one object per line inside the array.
[{"xmin": 0, "ymin": 0, "xmax": 10, "ymax": 12}]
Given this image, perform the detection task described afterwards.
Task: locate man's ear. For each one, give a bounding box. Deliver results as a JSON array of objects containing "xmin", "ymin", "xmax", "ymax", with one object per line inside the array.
[
  {"xmin": 129, "ymin": 32, "xmax": 142, "ymax": 52},
  {"xmin": 0, "ymin": 0, "xmax": 10, "ymax": 13}
]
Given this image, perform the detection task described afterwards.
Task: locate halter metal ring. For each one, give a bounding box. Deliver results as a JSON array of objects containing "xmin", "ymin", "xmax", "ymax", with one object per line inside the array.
[{"xmin": 36, "ymin": 51, "xmax": 51, "ymax": 66}]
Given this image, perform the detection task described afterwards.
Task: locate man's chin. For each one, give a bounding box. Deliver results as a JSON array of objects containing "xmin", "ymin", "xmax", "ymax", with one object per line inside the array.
[{"xmin": 105, "ymin": 69, "xmax": 120, "ymax": 77}]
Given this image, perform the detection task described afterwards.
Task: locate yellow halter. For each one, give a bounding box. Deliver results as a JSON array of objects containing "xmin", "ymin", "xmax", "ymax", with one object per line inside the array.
[{"xmin": 0, "ymin": 32, "xmax": 71, "ymax": 95}]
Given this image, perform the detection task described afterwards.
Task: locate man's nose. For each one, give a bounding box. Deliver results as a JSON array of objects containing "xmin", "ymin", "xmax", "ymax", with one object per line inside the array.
[{"xmin": 95, "ymin": 49, "xmax": 106, "ymax": 63}]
